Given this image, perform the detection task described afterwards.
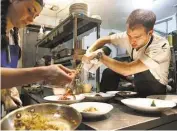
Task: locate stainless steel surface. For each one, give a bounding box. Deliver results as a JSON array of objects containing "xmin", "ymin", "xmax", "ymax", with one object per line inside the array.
[
  {"xmin": 83, "ymin": 103, "xmax": 177, "ymax": 130},
  {"xmin": 21, "ymin": 90, "xmax": 177, "ymax": 130},
  {"xmin": 1, "ymin": 103, "xmax": 82, "ymax": 130}
]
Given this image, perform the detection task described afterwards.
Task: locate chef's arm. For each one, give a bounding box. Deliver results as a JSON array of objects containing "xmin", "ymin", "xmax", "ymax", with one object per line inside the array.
[
  {"xmin": 87, "ymin": 36, "xmax": 111, "ymax": 53},
  {"xmin": 1, "ymin": 67, "xmax": 46, "ymax": 89},
  {"xmin": 100, "ymin": 54, "xmax": 149, "ymax": 76}
]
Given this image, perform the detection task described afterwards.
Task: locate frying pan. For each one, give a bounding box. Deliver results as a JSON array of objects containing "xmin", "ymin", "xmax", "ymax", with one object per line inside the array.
[{"xmin": 1, "ymin": 103, "xmax": 82, "ymax": 130}]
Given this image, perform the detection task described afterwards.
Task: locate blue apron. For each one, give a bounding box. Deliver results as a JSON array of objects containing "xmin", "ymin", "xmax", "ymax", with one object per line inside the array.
[{"xmin": 1, "ymin": 45, "xmax": 20, "ymax": 68}]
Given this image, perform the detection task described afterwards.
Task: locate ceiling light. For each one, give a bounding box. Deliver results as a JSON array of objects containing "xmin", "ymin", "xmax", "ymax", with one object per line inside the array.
[{"xmin": 132, "ymin": 0, "xmax": 153, "ymax": 9}]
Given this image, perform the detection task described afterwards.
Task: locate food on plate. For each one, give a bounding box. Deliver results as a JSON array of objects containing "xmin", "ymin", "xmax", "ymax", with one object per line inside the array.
[
  {"xmin": 58, "ymin": 88, "xmax": 75, "ymax": 100},
  {"xmin": 151, "ymin": 100, "xmax": 156, "ymax": 107},
  {"xmin": 14, "ymin": 112, "xmax": 69, "ymax": 130},
  {"xmin": 83, "ymin": 107, "xmax": 98, "ymax": 112},
  {"xmin": 58, "ymin": 95, "xmax": 71, "ymax": 100}
]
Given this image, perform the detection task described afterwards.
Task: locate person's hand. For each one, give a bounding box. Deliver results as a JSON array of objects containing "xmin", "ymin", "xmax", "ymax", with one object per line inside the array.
[
  {"xmin": 44, "ymin": 64, "xmax": 76, "ymax": 86},
  {"xmin": 82, "ymin": 49, "xmax": 103, "ymax": 64}
]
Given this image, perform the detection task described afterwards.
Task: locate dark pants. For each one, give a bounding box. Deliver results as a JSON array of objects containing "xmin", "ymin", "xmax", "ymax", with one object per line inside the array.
[
  {"xmin": 100, "ymin": 68, "xmax": 134, "ymax": 92},
  {"xmin": 100, "ymin": 57, "xmax": 132, "ymax": 92}
]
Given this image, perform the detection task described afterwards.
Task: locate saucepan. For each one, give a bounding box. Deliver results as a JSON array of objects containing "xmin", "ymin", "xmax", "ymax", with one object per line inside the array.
[{"xmin": 1, "ymin": 103, "xmax": 82, "ymax": 130}]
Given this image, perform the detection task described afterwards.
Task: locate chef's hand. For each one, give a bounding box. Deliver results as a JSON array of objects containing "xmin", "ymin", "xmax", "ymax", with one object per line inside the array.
[
  {"xmin": 82, "ymin": 49, "xmax": 103, "ymax": 64},
  {"xmin": 44, "ymin": 64, "xmax": 76, "ymax": 86}
]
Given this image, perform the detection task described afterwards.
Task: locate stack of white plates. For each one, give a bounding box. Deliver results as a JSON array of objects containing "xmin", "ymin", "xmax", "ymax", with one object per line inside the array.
[{"xmin": 69, "ymin": 3, "xmax": 88, "ymax": 16}]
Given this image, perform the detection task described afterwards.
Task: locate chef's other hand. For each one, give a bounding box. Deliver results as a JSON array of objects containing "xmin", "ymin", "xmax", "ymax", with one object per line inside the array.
[
  {"xmin": 44, "ymin": 64, "xmax": 76, "ymax": 86},
  {"xmin": 82, "ymin": 49, "xmax": 103, "ymax": 64}
]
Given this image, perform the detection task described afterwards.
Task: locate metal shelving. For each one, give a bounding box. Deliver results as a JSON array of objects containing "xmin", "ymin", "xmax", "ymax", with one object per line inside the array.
[
  {"xmin": 35, "ymin": 14, "xmax": 102, "ymax": 92},
  {"xmin": 35, "ymin": 14, "xmax": 101, "ymax": 49}
]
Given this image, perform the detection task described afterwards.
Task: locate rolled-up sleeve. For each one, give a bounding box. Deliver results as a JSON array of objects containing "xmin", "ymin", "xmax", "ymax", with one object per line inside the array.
[
  {"xmin": 140, "ymin": 40, "xmax": 171, "ymax": 69},
  {"xmin": 110, "ymin": 32, "xmax": 127, "ymax": 45}
]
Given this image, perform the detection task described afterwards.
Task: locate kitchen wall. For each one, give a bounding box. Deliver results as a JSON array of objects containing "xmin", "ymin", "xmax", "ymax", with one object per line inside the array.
[{"xmin": 154, "ymin": 13, "xmax": 177, "ymax": 34}]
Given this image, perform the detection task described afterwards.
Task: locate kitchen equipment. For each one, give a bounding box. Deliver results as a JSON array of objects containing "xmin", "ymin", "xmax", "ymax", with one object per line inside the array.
[
  {"xmin": 121, "ymin": 98, "xmax": 176, "ymax": 113},
  {"xmin": 1, "ymin": 103, "xmax": 82, "ymax": 130},
  {"xmin": 43, "ymin": 94, "xmax": 85, "ymax": 104},
  {"xmin": 57, "ymin": 48, "xmax": 74, "ymax": 59},
  {"xmin": 69, "ymin": 3, "xmax": 88, "ymax": 16},
  {"xmin": 82, "ymin": 84, "xmax": 92, "ymax": 93},
  {"xmin": 70, "ymin": 102, "xmax": 113, "ymax": 118},
  {"xmin": 107, "ymin": 91, "xmax": 137, "ymax": 97}
]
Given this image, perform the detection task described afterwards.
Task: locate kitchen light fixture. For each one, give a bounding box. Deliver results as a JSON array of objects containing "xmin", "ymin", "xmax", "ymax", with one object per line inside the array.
[{"xmin": 132, "ymin": 0, "xmax": 154, "ymax": 9}]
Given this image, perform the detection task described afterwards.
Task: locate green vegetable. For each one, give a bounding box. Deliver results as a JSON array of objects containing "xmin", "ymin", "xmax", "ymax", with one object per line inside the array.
[{"xmin": 151, "ymin": 100, "xmax": 156, "ymax": 107}]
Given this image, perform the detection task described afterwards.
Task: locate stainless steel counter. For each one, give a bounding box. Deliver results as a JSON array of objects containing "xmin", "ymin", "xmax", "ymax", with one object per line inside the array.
[
  {"xmin": 82, "ymin": 103, "xmax": 177, "ymax": 130},
  {"xmin": 23, "ymin": 90, "xmax": 177, "ymax": 130}
]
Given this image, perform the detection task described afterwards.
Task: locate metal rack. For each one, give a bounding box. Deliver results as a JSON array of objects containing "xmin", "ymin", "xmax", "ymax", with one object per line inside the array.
[
  {"xmin": 35, "ymin": 14, "xmax": 101, "ymax": 49},
  {"xmin": 35, "ymin": 14, "xmax": 102, "ymax": 91}
]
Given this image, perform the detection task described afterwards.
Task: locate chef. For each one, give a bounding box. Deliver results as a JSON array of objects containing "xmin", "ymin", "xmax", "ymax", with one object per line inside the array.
[{"xmin": 82, "ymin": 9, "xmax": 171, "ymax": 97}]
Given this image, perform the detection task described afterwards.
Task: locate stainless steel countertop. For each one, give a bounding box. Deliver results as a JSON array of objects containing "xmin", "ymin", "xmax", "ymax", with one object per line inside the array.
[
  {"xmin": 23, "ymin": 90, "xmax": 177, "ymax": 130},
  {"xmin": 82, "ymin": 102, "xmax": 177, "ymax": 130}
]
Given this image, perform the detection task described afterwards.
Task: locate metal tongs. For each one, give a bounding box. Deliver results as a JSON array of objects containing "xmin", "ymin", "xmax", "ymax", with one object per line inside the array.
[{"xmin": 64, "ymin": 63, "xmax": 84, "ymax": 100}]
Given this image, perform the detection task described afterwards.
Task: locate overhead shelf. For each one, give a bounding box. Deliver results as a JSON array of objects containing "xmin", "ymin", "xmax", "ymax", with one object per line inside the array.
[{"xmin": 35, "ymin": 14, "xmax": 102, "ymax": 49}]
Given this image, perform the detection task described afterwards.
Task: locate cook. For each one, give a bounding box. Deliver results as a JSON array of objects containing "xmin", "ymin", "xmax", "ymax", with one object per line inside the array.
[
  {"xmin": 82, "ymin": 9, "xmax": 171, "ymax": 97},
  {"xmin": 1, "ymin": 0, "xmax": 75, "ymax": 110}
]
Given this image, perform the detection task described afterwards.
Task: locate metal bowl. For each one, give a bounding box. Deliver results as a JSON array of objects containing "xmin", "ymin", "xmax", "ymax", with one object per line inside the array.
[{"xmin": 1, "ymin": 103, "xmax": 82, "ymax": 130}]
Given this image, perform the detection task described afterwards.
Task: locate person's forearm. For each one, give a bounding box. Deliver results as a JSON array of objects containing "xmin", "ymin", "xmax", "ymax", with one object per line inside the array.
[
  {"xmin": 1, "ymin": 67, "xmax": 47, "ymax": 89},
  {"xmin": 100, "ymin": 55, "xmax": 140, "ymax": 76},
  {"xmin": 87, "ymin": 36, "xmax": 111, "ymax": 53}
]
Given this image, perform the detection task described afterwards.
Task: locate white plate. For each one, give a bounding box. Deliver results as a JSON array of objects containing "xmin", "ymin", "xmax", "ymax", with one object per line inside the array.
[
  {"xmin": 70, "ymin": 102, "xmax": 113, "ymax": 118},
  {"xmin": 147, "ymin": 95, "xmax": 177, "ymax": 104},
  {"xmin": 83, "ymin": 92, "xmax": 114, "ymax": 102},
  {"xmin": 43, "ymin": 94, "xmax": 85, "ymax": 104},
  {"xmin": 106, "ymin": 91, "xmax": 119, "ymax": 95},
  {"xmin": 121, "ymin": 98, "xmax": 176, "ymax": 113},
  {"xmin": 106, "ymin": 91, "xmax": 137, "ymax": 96}
]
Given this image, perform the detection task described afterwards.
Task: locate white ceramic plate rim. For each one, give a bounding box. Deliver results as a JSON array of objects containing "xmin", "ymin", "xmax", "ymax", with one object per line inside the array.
[
  {"xmin": 43, "ymin": 94, "xmax": 85, "ymax": 102},
  {"xmin": 147, "ymin": 95, "xmax": 177, "ymax": 104},
  {"xmin": 121, "ymin": 98, "xmax": 176, "ymax": 112},
  {"xmin": 70, "ymin": 102, "xmax": 113, "ymax": 116},
  {"xmin": 83, "ymin": 92, "xmax": 115, "ymax": 98},
  {"xmin": 106, "ymin": 91, "xmax": 137, "ymax": 96}
]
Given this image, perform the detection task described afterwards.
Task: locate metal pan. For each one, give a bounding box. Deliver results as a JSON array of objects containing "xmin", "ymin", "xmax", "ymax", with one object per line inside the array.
[{"xmin": 1, "ymin": 103, "xmax": 82, "ymax": 130}]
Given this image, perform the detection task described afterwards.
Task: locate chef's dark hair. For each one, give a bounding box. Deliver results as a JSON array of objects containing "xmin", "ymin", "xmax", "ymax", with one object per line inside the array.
[
  {"xmin": 126, "ymin": 9, "xmax": 156, "ymax": 32},
  {"xmin": 1, "ymin": 0, "xmax": 44, "ymax": 49}
]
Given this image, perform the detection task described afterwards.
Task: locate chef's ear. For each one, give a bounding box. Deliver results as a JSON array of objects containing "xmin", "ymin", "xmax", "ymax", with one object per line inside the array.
[{"xmin": 148, "ymin": 30, "xmax": 153, "ymax": 36}]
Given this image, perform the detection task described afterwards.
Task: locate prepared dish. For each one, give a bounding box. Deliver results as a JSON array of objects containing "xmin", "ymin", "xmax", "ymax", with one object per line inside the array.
[
  {"xmin": 58, "ymin": 95, "xmax": 71, "ymax": 100},
  {"xmin": 83, "ymin": 107, "xmax": 98, "ymax": 112},
  {"xmin": 151, "ymin": 100, "xmax": 156, "ymax": 107},
  {"xmin": 14, "ymin": 112, "xmax": 70, "ymax": 130}
]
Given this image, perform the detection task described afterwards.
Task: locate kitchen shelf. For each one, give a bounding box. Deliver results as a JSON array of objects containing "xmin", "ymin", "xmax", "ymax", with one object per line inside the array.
[
  {"xmin": 26, "ymin": 24, "xmax": 53, "ymax": 32},
  {"xmin": 35, "ymin": 14, "xmax": 101, "ymax": 49},
  {"xmin": 35, "ymin": 13, "xmax": 102, "ymax": 91}
]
